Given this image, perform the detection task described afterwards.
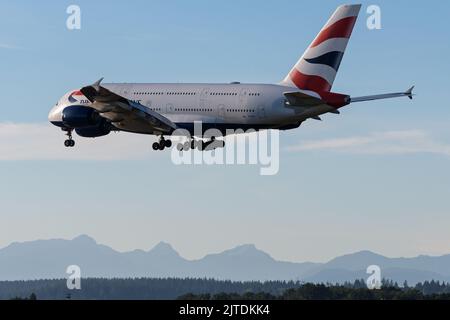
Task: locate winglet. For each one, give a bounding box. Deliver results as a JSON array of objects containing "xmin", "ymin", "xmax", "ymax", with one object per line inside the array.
[
  {"xmin": 80, "ymin": 78, "xmax": 104, "ymax": 102},
  {"xmin": 92, "ymin": 77, "xmax": 104, "ymax": 91},
  {"xmin": 406, "ymin": 86, "xmax": 415, "ymax": 100}
]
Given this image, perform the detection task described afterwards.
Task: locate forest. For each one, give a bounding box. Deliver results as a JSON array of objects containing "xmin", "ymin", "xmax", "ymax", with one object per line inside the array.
[{"xmin": 2, "ymin": 278, "xmax": 450, "ymax": 300}]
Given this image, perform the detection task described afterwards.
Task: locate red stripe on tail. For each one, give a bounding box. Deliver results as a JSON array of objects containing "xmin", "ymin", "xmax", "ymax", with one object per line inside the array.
[
  {"xmin": 290, "ymin": 69, "xmax": 332, "ymax": 92},
  {"xmin": 311, "ymin": 16, "xmax": 357, "ymax": 48}
]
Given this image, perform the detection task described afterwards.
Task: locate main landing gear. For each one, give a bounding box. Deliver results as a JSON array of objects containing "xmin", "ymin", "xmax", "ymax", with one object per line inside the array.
[
  {"xmin": 63, "ymin": 129, "xmax": 75, "ymax": 148},
  {"xmin": 152, "ymin": 136, "xmax": 172, "ymax": 151},
  {"xmin": 151, "ymin": 136, "xmax": 225, "ymax": 152},
  {"xmin": 176, "ymin": 137, "xmax": 225, "ymax": 151}
]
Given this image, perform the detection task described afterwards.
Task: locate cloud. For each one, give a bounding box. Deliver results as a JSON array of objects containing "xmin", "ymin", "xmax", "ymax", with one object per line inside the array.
[
  {"xmin": 286, "ymin": 130, "xmax": 450, "ymax": 157},
  {"xmin": 0, "ymin": 43, "xmax": 21, "ymax": 50},
  {"xmin": 0, "ymin": 123, "xmax": 162, "ymax": 161},
  {"xmin": 0, "ymin": 122, "xmax": 262, "ymax": 161},
  {"xmin": 3, "ymin": 124, "xmax": 449, "ymax": 161}
]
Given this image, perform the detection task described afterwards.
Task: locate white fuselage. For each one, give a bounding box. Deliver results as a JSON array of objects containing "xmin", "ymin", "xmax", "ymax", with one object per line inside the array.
[{"xmin": 49, "ymin": 83, "xmax": 331, "ymax": 136}]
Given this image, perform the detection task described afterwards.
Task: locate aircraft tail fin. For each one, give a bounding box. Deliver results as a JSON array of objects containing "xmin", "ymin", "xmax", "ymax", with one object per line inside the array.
[{"xmin": 281, "ymin": 4, "xmax": 361, "ymax": 92}]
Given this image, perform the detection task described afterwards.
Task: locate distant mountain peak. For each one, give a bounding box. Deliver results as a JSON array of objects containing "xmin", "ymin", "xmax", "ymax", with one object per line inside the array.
[
  {"xmin": 153, "ymin": 241, "xmax": 173, "ymax": 250},
  {"xmin": 72, "ymin": 234, "xmax": 97, "ymax": 244},
  {"xmin": 222, "ymin": 244, "xmax": 272, "ymax": 258},
  {"xmin": 232, "ymin": 244, "xmax": 257, "ymax": 252},
  {"xmin": 356, "ymin": 250, "xmax": 379, "ymax": 255},
  {"xmin": 331, "ymin": 250, "xmax": 385, "ymax": 260},
  {"xmin": 149, "ymin": 241, "xmax": 180, "ymax": 257},
  {"xmin": 2, "ymin": 235, "xmax": 450, "ymax": 284},
  {"xmin": 323, "ymin": 250, "xmax": 389, "ymax": 272}
]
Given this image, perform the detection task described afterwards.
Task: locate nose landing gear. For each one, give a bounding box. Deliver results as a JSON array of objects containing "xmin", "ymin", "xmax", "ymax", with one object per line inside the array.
[{"xmin": 63, "ymin": 129, "xmax": 75, "ymax": 148}]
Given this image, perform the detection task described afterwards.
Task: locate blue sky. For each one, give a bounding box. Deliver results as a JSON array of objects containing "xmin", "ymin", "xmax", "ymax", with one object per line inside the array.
[{"xmin": 0, "ymin": 0, "xmax": 449, "ymax": 262}]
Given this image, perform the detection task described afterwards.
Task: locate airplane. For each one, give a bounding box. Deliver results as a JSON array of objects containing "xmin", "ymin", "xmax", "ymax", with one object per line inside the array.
[{"xmin": 48, "ymin": 4, "xmax": 413, "ymax": 151}]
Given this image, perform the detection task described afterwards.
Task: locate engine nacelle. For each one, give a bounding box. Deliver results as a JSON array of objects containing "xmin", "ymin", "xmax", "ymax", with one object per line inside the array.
[
  {"xmin": 75, "ymin": 120, "xmax": 111, "ymax": 138},
  {"xmin": 62, "ymin": 105, "xmax": 101, "ymax": 128}
]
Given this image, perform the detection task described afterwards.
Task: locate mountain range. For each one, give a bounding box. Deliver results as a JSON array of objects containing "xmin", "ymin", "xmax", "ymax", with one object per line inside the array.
[{"xmin": 1, "ymin": 235, "xmax": 449, "ymax": 285}]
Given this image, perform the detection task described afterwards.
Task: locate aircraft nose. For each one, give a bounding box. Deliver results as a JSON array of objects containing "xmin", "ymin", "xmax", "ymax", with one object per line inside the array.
[{"xmin": 48, "ymin": 105, "xmax": 64, "ymax": 127}]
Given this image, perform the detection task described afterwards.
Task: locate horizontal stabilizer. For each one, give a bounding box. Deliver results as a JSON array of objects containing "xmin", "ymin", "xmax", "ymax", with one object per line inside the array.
[
  {"xmin": 405, "ymin": 86, "xmax": 415, "ymax": 100},
  {"xmin": 350, "ymin": 86, "xmax": 415, "ymax": 103},
  {"xmin": 284, "ymin": 91, "xmax": 325, "ymax": 107},
  {"xmin": 284, "ymin": 91, "xmax": 350, "ymax": 108}
]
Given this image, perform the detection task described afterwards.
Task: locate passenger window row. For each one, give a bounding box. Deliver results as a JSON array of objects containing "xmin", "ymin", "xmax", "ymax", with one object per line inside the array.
[
  {"xmin": 134, "ymin": 92, "xmax": 260, "ymax": 96},
  {"xmin": 227, "ymin": 109, "xmax": 255, "ymax": 113},
  {"xmin": 134, "ymin": 92, "xmax": 197, "ymax": 96},
  {"xmin": 135, "ymin": 92, "xmax": 164, "ymax": 95},
  {"xmin": 210, "ymin": 92, "xmax": 237, "ymax": 96},
  {"xmin": 174, "ymin": 108, "xmax": 213, "ymax": 112},
  {"xmin": 148, "ymin": 107, "xmax": 255, "ymax": 113},
  {"xmin": 167, "ymin": 92, "xmax": 196, "ymax": 96},
  {"xmin": 209, "ymin": 93, "xmax": 261, "ymax": 96}
]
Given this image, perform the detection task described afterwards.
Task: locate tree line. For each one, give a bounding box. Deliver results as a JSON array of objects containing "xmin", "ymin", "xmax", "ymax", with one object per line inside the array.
[
  {"xmin": 179, "ymin": 282, "xmax": 450, "ymax": 300},
  {"xmin": 2, "ymin": 278, "xmax": 450, "ymax": 300}
]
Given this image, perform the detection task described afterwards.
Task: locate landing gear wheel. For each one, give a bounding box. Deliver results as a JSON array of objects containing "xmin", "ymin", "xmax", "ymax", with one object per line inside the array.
[
  {"xmin": 63, "ymin": 129, "xmax": 75, "ymax": 148},
  {"xmin": 154, "ymin": 136, "xmax": 172, "ymax": 151},
  {"xmin": 176, "ymin": 143, "xmax": 184, "ymax": 151},
  {"xmin": 191, "ymin": 140, "xmax": 196, "ymax": 150},
  {"xmin": 183, "ymin": 141, "xmax": 190, "ymax": 151},
  {"xmin": 197, "ymin": 141, "xmax": 204, "ymax": 151},
  {"xmin": 64, "ymin": 139, "xmax": 75, "ymax": 147}
]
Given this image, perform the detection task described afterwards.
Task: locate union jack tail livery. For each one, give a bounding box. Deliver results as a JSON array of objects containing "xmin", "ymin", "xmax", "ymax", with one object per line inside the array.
[{"xmin": 281, "ymin": 4, "xmax": 361, "ymax": 93}]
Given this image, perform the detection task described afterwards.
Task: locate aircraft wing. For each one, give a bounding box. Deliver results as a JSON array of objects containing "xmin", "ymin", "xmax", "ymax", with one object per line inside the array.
[{"xmin": 80, "ymin": 78, "xmax": 177, "ymax": 134}]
